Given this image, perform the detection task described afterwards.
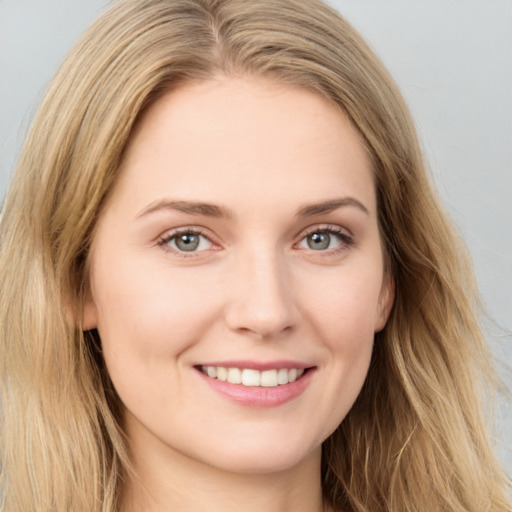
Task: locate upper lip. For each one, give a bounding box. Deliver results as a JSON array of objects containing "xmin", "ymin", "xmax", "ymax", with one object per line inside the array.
[{"xmin": 195, "ymin": 360, "xmax": 314, "ymax": 371}]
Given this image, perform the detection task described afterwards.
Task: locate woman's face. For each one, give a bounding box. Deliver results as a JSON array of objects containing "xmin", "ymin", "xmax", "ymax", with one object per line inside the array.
[{"xmin": 84, "ymin": 77, "xmax": 393, "ymax": 475}]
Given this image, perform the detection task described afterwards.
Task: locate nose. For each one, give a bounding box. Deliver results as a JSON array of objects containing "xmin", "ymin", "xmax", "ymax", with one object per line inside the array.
[{"xmin": 224, "ymin": 249, "xmax": 298, "ymax": 339}]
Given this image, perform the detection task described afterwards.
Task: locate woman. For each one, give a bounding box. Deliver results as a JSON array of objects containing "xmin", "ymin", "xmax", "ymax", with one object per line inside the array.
[{"xmin": 0, "ymin": 0, "xmax": 509, "ymax": 511}]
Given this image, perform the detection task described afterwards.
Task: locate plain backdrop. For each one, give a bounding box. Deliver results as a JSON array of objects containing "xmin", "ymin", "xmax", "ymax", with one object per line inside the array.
[{"xmin": 1, "ymin": 0, "xmax": 511, "ymax": 474}]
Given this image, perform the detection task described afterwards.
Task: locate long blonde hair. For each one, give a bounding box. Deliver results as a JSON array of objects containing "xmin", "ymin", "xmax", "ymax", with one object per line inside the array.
[{"xmin": 0, "ymin": 0, "xmax": 509, "ymax": 510}]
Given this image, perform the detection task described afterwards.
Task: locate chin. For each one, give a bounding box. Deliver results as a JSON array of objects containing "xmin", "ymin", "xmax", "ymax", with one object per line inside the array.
[{"xmin": 192, "ymin": 431, "xmax": 324, "ymax": 476}]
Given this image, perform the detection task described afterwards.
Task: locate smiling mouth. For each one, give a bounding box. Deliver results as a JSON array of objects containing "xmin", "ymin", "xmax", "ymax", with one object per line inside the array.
[{"xmin": 198, "ymin": 366, "xmax": 309, "ymax": 387}]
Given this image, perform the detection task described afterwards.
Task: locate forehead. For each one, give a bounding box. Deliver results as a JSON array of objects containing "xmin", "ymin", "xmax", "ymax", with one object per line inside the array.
[{"xmin": 109, "ymin": 76, "xmax": 376, "ymax": 218}]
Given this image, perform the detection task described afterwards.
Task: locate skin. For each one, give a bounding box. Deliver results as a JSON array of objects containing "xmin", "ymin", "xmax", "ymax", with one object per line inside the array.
[{"xmin": 83, "ymin": 76, "xmax": 394, "ymax": 512}]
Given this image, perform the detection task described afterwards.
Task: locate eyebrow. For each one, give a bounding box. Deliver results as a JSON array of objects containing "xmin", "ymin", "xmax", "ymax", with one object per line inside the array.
[
  {"xmin": 136, "ymin": 200, "xmax": 232, "ymax": 219},
  {"xmin": 136, "ymin": 196, "xmax": 369, "ymax": 220},
  {"xmin": 296, "ymin": 197, "xmax": 369, "ymax": 217}
]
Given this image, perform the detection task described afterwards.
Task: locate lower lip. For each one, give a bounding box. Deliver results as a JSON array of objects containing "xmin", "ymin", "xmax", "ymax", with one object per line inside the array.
[{"xmin": 196, "ymin": 368, "xmax": 315, "ymax": 407}]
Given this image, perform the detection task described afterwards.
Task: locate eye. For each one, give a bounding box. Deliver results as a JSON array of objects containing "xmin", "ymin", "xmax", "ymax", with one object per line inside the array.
[
  {"xmin": 160, "ymin": 229, "xmax": 213, "ymax": 253},
  {"xmin": 297, "ymin": 227, "xmax": 353, "ymax": 252}
]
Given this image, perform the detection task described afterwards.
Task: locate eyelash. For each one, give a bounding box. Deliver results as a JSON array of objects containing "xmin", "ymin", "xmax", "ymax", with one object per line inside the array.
[
  {"xmin": 157, "ymin": 225, "xmax": 354, "ymax": 257},
  {"xmin": 158, "ymin": 228, "xmax": 215, "ymax": 258},
  {"xmin": 295, "ymin": 225, "xmax": 354, "ymax": 257}
]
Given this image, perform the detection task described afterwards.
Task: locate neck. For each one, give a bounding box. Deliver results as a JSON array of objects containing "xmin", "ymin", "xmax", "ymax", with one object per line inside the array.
[{"xmin": 123, "ymin": 432, "xmax": 326, "ymax": 512}]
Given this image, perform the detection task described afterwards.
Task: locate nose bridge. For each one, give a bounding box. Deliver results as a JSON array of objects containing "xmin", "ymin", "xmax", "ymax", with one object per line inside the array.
[{"xmin": 226, "ymin": 242, "xmax": 296, "ymax": 338}]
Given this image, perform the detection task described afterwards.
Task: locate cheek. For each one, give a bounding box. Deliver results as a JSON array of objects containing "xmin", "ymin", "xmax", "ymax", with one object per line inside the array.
[
  {"xmin": 300, "ymin": 265, "xmax": 382, "ymax": 399},
  {"xmin": 292, "ymin": 270, "xmax": 380, "ymax": 440},
  {"xmin": 302, "ymin": 265, "xmax": 384, "ymax": 343},
  {"xmin": 91, "ymin": 264, "xmax": 227, "ymax": 415},
  {"xmin": 91, "ymin": 258, "xmax": 225, "ymax": 366}
]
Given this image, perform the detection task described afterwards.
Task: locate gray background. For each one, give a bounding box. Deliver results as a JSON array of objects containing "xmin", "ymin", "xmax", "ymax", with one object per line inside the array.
[{"xmin": 1, "ymin": 0, "xmax": 510, "ymax": 474}]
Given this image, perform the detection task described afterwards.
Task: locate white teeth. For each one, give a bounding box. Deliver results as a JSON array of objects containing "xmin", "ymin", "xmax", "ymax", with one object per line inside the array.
[
  {"xmin": 201, "ymin": 366, "xmax": 307, "ymax": 387},
  {"xmin": 227, "ymin": 367, "xmax": 242, "ymax": 384},
  {"xmin": 242, "ymin": 369, "xmax": 261, "ymax": 386},
  {"xmin": 216, "ymin": 367, "xmax": 228, "ymax": 381},
  {"xmin": 260, "ymin": 369, "xmax": 278, "ymax": 387},
  {"xmin": 277, "ymin": 368, "xmax": 289, "ymax": 385}
]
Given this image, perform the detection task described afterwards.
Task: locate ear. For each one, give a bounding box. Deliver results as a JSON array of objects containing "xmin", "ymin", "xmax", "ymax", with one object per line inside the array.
[
  {"xmin": 82, "ymin": 287, "xmax": 99, "ymax": 331},
  {"xmin": 374, "ymin": 272, "xmax": 395, "ymax": 333}
]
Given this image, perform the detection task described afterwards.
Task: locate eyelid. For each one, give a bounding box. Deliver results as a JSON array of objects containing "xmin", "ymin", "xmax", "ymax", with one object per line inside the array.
[
  {"xmin": 294, "ymin": 224, "xmax": 355, "ymax": 252},
  {"xmin": 155, "ymin": 223, "xmax": 354, "ymax": 258},
  {"xmin": 296, "ymin": 223, "xmax": 353, "ymax": 240},
  {"xmin": 157, "ymin": 226, "xmax": 221, "ymax": 256}
]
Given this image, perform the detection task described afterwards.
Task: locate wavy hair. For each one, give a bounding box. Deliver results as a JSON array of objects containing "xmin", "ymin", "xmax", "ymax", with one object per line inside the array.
[{"xmin": 0, "ymin": 0, "xmax": 509, "ymax": 510}]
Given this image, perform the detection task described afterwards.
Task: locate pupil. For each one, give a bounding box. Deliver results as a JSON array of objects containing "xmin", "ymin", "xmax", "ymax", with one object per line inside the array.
[
  {"xmin": 176, "ymin": 234, "xmax": 199, "ymax": 251},
  {"xmin": 308, "ymin": 232, "xmax": 330, "ymax": 250}
]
